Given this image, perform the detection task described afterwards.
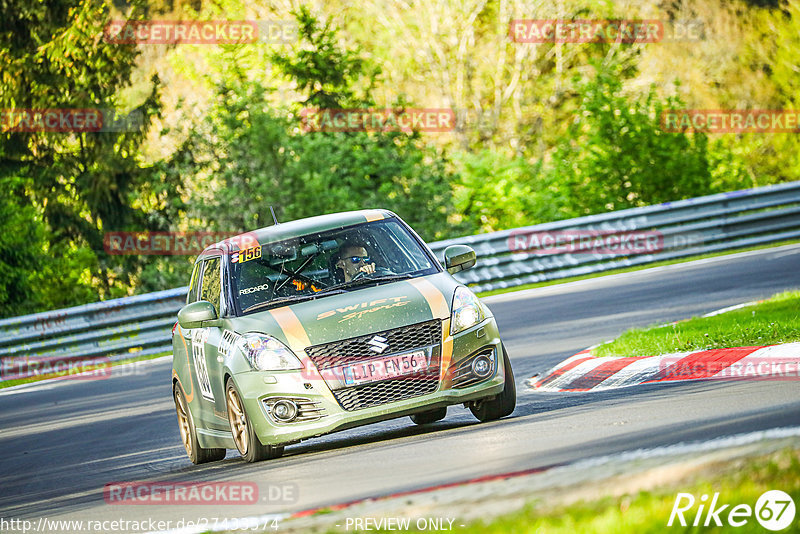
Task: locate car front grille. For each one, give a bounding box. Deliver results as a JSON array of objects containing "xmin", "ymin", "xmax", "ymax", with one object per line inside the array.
[
  {"xmin": 305, "ymin": 319, "xmax": 442, "ymax": 411},
  {"xmin": 305, "ymin": 319, "xmax": 442, "ymax": 370},
  {"xmin": 332, "ymin": 371, "xmax": 440, "ymax": 411}
]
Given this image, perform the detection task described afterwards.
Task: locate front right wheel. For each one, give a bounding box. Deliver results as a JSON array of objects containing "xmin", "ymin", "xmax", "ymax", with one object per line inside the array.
[
  {"xmin": 469, "ymin": 345, "xmax": 516, "ymax": 422},
  {"xmin": 225, "ymin": 378, "xmax": 284, "ymax": 463}
]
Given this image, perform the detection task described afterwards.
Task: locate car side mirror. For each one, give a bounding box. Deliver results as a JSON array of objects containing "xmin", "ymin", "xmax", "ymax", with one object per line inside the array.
[
  {"xmin": 177, "ymin": 301, "xmax": 217, "ymax": 329},
  {"xmin": 444, "ymin": 245, "xmax": 477, "ymax": 274}
]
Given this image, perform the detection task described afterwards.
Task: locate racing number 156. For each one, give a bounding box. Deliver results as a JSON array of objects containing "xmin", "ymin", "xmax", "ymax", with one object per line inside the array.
[{"xmin": 241, "ymin": 247, "xmax": 262, "ymax": 263}]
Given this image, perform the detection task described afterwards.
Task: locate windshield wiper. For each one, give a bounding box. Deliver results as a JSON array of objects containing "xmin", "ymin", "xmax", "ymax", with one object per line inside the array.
[
  {"xmin": 322, "ymin": 273, "xmax": 414, "ymax": 293},
  {"xmin": 241, "ymin": 290, "xmax": 346, "ymax": 314}
]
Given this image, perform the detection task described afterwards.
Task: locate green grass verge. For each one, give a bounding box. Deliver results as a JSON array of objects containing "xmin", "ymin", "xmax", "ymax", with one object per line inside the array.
[
  {"xmin": 0, "ymin": 350, "xmax": 171, "ymax": 389},
  {"xmin": 457, "ymin": 448, "xmax": 800, "ymax": 534},
  {"xmin": 476, "ymin": 239, "xmax": 800, "ymax": 298},
  {"xmin": 593, "ymin": 290, "xmax": 800, "ymax": 358}
]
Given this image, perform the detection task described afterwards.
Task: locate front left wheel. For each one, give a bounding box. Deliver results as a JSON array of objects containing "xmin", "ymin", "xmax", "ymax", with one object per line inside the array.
[
  {"xmin": 174, "ymin": 383, "xmax": 226, "ymax": 464},
  {"xmin": 225, "ymin": 378, "xmax": 284, "ymax": 463}
]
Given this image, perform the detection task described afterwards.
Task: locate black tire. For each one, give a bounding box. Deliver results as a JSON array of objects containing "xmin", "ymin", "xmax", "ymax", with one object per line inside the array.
[
  {"xmin": 174, "ymin": 384, "xmax": 226, "ymax": 464},
  {"xmin": 410, "ymin": 407, "xmax": 447, "ymax": 425},
  {"xmin": 225, "ymin": 378, "xmax": 284, "ymax": 463},
  {"xmin": 469, "ymin": 345, "xmax": 516, "ymax": 422}
]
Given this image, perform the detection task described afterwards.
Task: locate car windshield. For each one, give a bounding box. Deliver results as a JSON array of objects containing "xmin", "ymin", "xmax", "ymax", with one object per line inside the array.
[{"xmin": 231, "ymin": 219, "xmax": 438, "ymax": 315}]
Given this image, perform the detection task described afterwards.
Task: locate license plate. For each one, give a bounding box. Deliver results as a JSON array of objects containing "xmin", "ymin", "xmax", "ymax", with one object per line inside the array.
[{"xmin": 342, "ymin": 350, "xmax": 429, "ymax": 386}]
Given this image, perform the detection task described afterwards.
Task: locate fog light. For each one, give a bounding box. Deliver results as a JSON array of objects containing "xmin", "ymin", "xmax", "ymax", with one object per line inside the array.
[
  {"xmin": 472, "ymin": 354, "xmax": 493, "ymax": 378},
  {"xmin": 271, "ymin": 400, "xmax": 298, "ymax": 422}
]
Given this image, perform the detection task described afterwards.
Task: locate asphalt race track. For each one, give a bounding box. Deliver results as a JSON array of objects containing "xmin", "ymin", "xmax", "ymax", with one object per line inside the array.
[{"xmin": 1, "ymin": 244, "xmax": 800, "ymax": 531}]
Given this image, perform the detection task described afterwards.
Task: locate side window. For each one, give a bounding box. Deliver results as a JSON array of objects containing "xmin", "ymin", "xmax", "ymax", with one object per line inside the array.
[
  {"xmin": 200, "ymin": 257, "xmax": 222, "ymax": 315},
  {"xmin": 187, "ymin": 263, "xmax": 202, "ymax": 304}
]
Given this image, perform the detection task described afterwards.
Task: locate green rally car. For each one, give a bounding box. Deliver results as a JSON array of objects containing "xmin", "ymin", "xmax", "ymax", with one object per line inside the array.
[{"xmin": 171, "ymin": 209, "xmax": 516, "ymax": 464}]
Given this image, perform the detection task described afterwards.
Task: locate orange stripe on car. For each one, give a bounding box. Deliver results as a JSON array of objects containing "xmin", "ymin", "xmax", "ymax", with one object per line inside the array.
[
  {"xmin": 407, "ymin": 278, "xmax": 450, "ymax": 319},
  {"xmin": 439, "ymin": 318, "xmax": 454, "ymax": 382},
  {"xmin": 407, "ymin": 278, "xmax": 453, "ymax": 380},
  {"xmin": 268, "ymin": 307, "xmax": 312, "ymax": 351},
  {"xmin": 268, "ymin": 307, "xmax": 338, "ymax": 402}
]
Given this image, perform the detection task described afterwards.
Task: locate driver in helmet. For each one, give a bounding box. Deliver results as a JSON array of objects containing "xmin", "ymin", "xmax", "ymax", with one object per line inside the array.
[{"xmin": 335, "ymin": 245, "xmax": 376, "ymax": 283}]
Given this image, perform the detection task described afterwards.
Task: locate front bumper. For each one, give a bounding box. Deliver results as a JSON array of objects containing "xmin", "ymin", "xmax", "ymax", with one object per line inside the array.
[{"xmin": 231, "ymin": 317, "xmax": 505, "ymax": 447}]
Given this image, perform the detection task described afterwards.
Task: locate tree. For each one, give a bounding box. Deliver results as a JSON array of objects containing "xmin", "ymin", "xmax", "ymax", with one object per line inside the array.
[
  {"xmin": 546, "ymin": 62, "xmax": 714, "ymax": 216},
  {"xmin": 0, "ymin": 0, "xmax": 168, "ymax": 314},
  {"xmin": 175, "ymin": 7, "xmax": 457, "ymax": 241}
]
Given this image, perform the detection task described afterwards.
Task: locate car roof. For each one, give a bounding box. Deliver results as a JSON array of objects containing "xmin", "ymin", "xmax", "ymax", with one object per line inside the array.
[{"xmin": 197, "ymin": 209, "xmax": 396, "ymax": 260}]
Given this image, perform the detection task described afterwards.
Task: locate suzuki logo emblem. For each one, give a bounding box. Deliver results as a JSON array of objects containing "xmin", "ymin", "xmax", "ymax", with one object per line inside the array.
[{"xmin": 367, "ymin": 335, "xmax": 389, "ymax": 353}]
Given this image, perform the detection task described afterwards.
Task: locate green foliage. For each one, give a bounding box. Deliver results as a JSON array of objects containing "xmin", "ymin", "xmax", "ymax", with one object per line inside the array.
[
  {"xmin": 450, "ymin": 150, "xmax": 551, "ymax": 235},
  {"xmin": 594, "ymin": 290, "xmax": 800, "ymax": 358},
  {"xmin": 2, "ymin": 0, "xmax": 799, "ymax": 318},
  {"xmin": 0, "ymin": 0, "xmax": 167, "ymax": 316},
  {"xmin": 270, "ymin": 6, "xmax": 379, "ymax": 109},
  {"xmin": 173, "ymin": 10, "xmax": 456, "ymax": 242},
  {"xmin": 0, "ymin": 176, "xmax": 48, "ymax": 317},
  {"xmin": 547, "ymin": 62, "xmax": 715, "ymax": 216}
]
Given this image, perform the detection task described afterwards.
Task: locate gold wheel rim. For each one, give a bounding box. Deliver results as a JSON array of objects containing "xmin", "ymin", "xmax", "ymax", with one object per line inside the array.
[
  {"xmin": 226, "ymin": 387, "xmax": 248, "ymax": 455},
  {"xmin": 174, "ymin": 390, "xmax": 193, "ymax": 457}
]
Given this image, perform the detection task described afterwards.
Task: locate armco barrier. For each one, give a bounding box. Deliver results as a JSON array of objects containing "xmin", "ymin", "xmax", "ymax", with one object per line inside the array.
[
  {"xmin": 1, "ymin": 181, "xmax": 799, "ymax": 378},
  {"xmin": 0, "ymin": 288, "xmax": 187, "ymax": 379},
  {"xmin": 429, "ymin": 180, "xmax": 800, "ymax": 292}
]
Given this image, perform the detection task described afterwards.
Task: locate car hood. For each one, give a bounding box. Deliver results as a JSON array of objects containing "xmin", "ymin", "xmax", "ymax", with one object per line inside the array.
[{"xmin": 231, "ymin": 272, "xmax": 460, "ymax": 350}]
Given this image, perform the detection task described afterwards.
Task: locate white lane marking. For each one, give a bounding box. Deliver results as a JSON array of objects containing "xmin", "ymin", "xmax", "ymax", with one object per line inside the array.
[
  {"xmin": 484, "ymin": 242, "xmax": 800, "ymax": 304},
  {"xmin": 568, "ymin": 426, "xmax": 800, "ymax": 469},
  {"xmin": 771, "ymin": 249, "xmax": 800, "ymax": 259},
  {"xmin": 702, "ymin": 301, "xmax": 758, "ymax": 317},
  {"xmin": 1, "ymin": 399, "xmax": 173, "ymax": 439}
]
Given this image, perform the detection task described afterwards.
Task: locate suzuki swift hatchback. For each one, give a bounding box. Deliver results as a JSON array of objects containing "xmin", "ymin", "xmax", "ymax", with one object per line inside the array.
[{"xmin": 172, "ymin": 210, "xmax": 515, "ymax": 463}]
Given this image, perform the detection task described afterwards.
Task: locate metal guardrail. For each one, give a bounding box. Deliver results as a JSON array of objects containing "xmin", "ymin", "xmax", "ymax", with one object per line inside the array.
[
  {"xmin": 2, "ymin": 181, "xmax": 799, "ymax": 379},
  {"xmin": 430, "ymin": 180, "xmax": 800, "ymax": 292},
  {"xmin": 0, "ymin": 288, "xmax": 188, "ymax": 379}
]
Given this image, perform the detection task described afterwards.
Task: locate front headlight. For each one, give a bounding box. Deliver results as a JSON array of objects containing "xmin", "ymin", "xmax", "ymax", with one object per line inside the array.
[
  {"xmin": 239, "ymin": 333, "xmax": 303, "ymax": 371},
  {"xmin": 450, "ymin": 286, "xmax": 485, "ymax": 335}
]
